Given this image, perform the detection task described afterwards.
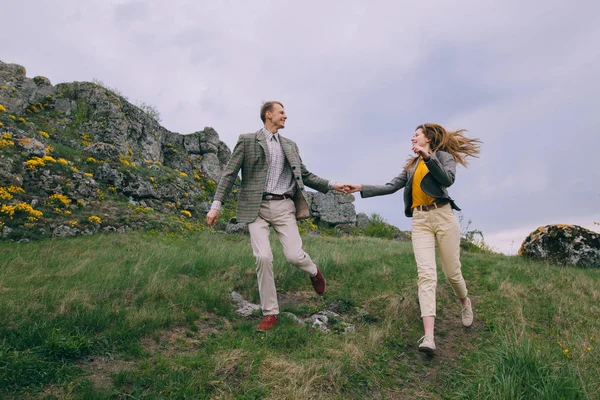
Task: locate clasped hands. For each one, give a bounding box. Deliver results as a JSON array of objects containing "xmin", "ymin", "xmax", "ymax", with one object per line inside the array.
[{"xmin": 332, "ymin": 183, "xmax": 362, "ymax": 194}]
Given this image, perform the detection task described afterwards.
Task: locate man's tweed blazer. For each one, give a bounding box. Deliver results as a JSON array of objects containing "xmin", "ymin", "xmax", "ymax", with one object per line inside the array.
[
  {"xmin": 213, "ymin": 129, "xmax": 330, "ymax": 223},
  {"xmin": 361, "ymin": 150, "xmax": 461, "ymax": 218}
]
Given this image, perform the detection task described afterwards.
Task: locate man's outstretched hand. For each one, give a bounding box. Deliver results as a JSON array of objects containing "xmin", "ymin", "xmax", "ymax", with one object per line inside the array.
[{"xmin": 206, "ymin": 209, "xmax": 220, "ymax": 227}]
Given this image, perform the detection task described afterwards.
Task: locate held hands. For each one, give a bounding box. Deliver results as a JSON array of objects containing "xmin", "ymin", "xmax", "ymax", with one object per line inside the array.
[
  {"xmin": 206, "ymin": 209, "xmax": 220, "ymax": 227},
  {"xmin": 333, "ymin": 183, "xmax": 362, "ymax": 194}
]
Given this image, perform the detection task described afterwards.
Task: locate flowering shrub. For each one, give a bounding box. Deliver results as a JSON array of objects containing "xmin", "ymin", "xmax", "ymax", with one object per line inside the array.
[
  {"xmin": 47, "ymin": 194, "xmax": 71, "ymax": 215},
  {"xmin": 0, "ymin": 186, "xmax": 25, "ymax": 202},
  {"xmin": 58, "ymin": 158, "xmax": 69, "ymax": 166},
  {"xmin": 1, "ymin": 202, "xmax": 43, "ymax": 221},
  {"xmin": 88, "ymin": 215, "xmax": 101, "ymax": 225},
  {"xmin": 39, "ymin": 130, "xmax": 50, "ymax": 139},
  {"xmin": 25, "ymin": 157, "xmax": 46, "ymax": 170}
]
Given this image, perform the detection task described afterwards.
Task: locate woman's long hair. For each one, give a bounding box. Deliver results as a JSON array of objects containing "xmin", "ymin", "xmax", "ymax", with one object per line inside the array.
[{"xmin": 404, "ymin": 123, "xmax": 481, "ymax": 170}]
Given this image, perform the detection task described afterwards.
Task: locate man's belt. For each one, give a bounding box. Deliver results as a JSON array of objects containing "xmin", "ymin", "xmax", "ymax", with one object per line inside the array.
[
  {"xmin": 413, "ymin": 199, "xmax": 450, "ymax": 212},
  {"xmin": 262, "ymin": 193, "xmax": 291, "ymax": 201}
]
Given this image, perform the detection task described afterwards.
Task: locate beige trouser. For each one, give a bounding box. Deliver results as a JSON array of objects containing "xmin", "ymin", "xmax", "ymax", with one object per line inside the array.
[
  {"xmin": 247, "ymin": 199, "xmax": 318, "ymax": 316},
  {"xmin": 411, "ymin": 203, "xmax": 468, "ymax": 318}
]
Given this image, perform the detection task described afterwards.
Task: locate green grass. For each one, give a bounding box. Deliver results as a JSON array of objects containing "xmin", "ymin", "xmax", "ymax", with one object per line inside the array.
[{"xmin": 0, "ymin": 232, "xmax": 598, "ymax": 399}]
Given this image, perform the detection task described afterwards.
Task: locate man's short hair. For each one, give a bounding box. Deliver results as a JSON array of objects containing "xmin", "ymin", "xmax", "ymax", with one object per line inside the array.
[{"xmin": 260, "ymin": 101, "xmax": 284, "ymax": 123}]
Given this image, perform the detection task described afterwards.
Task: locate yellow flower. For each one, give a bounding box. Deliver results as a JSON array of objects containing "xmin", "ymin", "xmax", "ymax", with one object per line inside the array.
[
  {"xmin": 45, "ymin": 145, "xmax": 54, "ymax": 154},
  {"xmin": 9, "ymin": 115, "xmax": 16, "ymax": 120},
  {"xmin": 0, "ymin": 104, "xmax": 6, "ymax": 112},
  {"xmin": 149, "ymin": 176, "xmax": 154, "ymax": 182},
  {"xmin": 88, "ymin": 215, "xmax": 101, "ymax": 224},
  {"xmin": 587, "ymin": 347, "xmax": 592, "ymax": 351},
  {"xmin": 180, "ymin": 210, "xmax": 192, "ymax": 218},
  {"xmin": 42, "ymin": 156, "xmax": 56, "ymax": 163},
  {"xmin": 86, "ymin": 157, "xmax": 98, "ymax": 163},
  {"xmin": 563, "ymin": 349, "xmax": 569, "ymax": 354},
  {"xmin": 17, "ymin": 117, "xmax": 26, "ymax": 123},
  {"xmin": 38, "ymin": 130, "xmax": 50, "ymax": 139},
  {"xmin": 0, "ymin": 122, "xmax": 3, "ymax": 127},
  {"xmin": 58, "ymin": 158, "xmax": 69, "ymax": 166},
  {"xmin": 84, "ymin": 173, "xmax": 93, "ymax": 178},
  {"xmin": 1, "ymin": 133, "xmax": 10, "ymax": 139}
]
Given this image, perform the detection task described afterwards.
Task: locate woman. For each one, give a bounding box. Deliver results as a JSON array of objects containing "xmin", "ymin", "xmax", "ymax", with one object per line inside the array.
[{"xmin": 345, "ymin": 123, "xmax": 481, "ymax": 355}]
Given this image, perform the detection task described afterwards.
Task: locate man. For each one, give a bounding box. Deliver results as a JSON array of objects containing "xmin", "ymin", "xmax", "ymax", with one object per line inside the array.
[{"xmin": 206, "ymin": 101, "xmax": 346, "ymax": 331}]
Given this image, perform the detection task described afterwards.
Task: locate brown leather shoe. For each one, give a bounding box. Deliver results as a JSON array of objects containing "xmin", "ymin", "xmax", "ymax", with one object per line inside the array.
[
  {"xmin": 310, "ymin": 267, "xmax": 326, "ymax": 295},
  {"xmin": 257, "ymin": 315, "xmax": 278, "ymax": 331}
]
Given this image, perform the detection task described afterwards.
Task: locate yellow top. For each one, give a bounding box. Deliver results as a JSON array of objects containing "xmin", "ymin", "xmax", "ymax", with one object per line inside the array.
[{"xmin": 411, "ymin": 158, "xmax": 436, "ymax": 208}]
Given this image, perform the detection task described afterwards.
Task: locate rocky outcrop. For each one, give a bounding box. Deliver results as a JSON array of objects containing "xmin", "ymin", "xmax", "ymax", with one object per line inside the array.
[
  {"xmin": 0, "ymin": 60, "xmax": 232, "ymax": 240},
  {"xmin": 519, "ymin": 224, "xmax": 600, "ymax": 268}
]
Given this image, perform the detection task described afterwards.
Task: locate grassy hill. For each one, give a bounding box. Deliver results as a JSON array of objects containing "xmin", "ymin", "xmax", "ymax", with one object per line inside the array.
[{"xmin": 1, "ymin": 232, "xmax": 598, "ymax": 399}]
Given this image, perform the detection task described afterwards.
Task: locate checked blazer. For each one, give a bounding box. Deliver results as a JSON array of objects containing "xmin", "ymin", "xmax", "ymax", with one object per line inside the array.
[{"xmin": 213, "ymin": 129, "xmax": 330, "ymax": 223}]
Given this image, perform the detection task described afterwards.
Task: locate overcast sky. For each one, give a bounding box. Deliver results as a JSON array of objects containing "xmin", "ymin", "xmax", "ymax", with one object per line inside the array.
[{"xmin": 2, "ymin": 0, "xmax": 599, "ymax": 253}]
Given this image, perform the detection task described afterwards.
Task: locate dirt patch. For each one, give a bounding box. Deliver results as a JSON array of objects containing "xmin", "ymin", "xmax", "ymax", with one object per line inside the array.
[
  {"xmin": 79, "ymin": 356, "xmax": 135, "ymax": 390},
  {"xmin": 278, "ymin": 291, "xmax": 320, "ymax": 308},
  {"xmin": 140, "ymin": 313, "xmax": 224, "ymax": 356}
]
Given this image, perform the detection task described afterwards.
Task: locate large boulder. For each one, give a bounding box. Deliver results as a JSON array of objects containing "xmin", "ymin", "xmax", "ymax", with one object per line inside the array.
[
  {"xmin": 519, "ymin": 224, "xmax": 600, "ymax": 268},
  {"xmin": 306, "ymin": 191, "xmax": 356, "ymax": 225}
]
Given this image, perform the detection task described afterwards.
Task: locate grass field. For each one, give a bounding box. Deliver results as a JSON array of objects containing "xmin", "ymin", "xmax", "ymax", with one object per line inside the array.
[{"xmin": 1, "ymin": 231, "xmax": 598, "ymax": 399}]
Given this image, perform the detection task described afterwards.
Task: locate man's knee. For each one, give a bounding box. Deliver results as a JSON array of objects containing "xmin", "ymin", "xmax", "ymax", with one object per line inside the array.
[
  {"xmin": 255, "ymin": 254, "xmax": 273, "ymax": 268},
  {"xmin": 284, "ymin": 249, "xmax": 306, "ymax": 266}
]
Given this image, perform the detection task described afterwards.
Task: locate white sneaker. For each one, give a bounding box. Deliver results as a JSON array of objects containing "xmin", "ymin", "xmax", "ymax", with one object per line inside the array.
[
  {"xmin": 418, "ymin": 335, "xmax": 436, "ymax": 355},
  {"xmin": 461, "ymin": 298, "xmax": 473, "ymax": 327}
]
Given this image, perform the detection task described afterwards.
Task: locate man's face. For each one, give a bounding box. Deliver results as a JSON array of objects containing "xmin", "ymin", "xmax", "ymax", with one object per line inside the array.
[{"xmin": 267, "ymin": 104, "xmax": 287, "ymax": 130}]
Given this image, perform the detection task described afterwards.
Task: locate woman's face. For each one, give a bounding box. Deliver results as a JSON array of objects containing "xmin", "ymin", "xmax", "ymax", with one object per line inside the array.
[{"xmin": 412, "ymin": 128, "xmax": 431, "ymax": 148}]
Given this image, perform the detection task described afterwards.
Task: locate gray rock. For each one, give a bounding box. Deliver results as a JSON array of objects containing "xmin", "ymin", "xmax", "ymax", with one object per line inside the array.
[
  {"xmin": 231, "ymin": 291, "xmax": 261, "ymax": 317},
  {"xmin": 200, "ymin": 153, "xmax": 222, "ymax": 182},
  {"xmin": 17, "ymin": 136, "xmax": 46, "ymax": 157},
  {"xmin": 356, "ymin": 213, "xmax": 370, "ymax": 228},
  {"xmin": 1, "ymin": 226, "xmax": 13, "ymax": 238},
  {"xmin": 226, "ymin": 222, "xmax": 249, "ymax": 234},
  {"xmin": 53, "ymin": 225, "xmax": 79, "ymax": 238},
  {"xmin": 54, "ymin": 98, "xmax": 77, "ymax": 115},
  {"xmin": 94, "ymin": 163, "xmax": 124, "ymax": 186},
  {"xmin": 308, "ymin": 191, "xmax": 357, "ymax": 225},
  {"xmin": 85, "ymin": 142, "xmax": 120, "ymax": 160},
  {"xmin": 519, "ymin": 224, "xmax": 600, "ymax": 268}
]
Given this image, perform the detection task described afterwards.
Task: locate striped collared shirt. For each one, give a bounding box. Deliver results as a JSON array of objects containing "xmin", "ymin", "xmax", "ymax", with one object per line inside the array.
[{"xmin": 262, "ymin": 128, "xmax": 295, "ymax": 195}]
